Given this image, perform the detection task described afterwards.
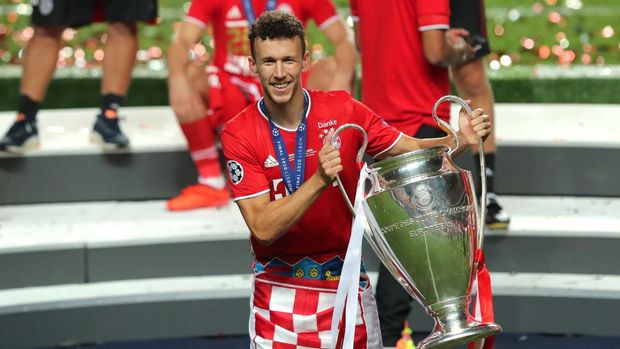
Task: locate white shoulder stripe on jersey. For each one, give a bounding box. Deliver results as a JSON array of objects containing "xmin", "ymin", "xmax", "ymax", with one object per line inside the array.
[
  {"xmin": 233, "ymin": 189, "xmax": 270, "ymax": 202},
  {"xmin": 350, "ymin": 16, "xmax": 359, "ymax": 22},
  {"xmin": 373, "ymin": 132, "xmax": 403, "ymax": 158},
  {"xmin": 225, "ymin": 19, "xmax": 249, "ymax": 28},
  {"xmin": 184, "ymin": 15, "xmax": 208, "ymax": 29},
  {"xmin": 318, "ymin": 15, "xmax": 341, "ymax": 31},
  {"xmin": 419, "ymin": 24, "xmax": 450, "ymax": 32}
]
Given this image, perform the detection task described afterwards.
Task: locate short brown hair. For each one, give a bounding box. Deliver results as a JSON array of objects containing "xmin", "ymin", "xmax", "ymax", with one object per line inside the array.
[{"xmin": 248, "ymin": 10, "xmax": 306, "ymax": 58}]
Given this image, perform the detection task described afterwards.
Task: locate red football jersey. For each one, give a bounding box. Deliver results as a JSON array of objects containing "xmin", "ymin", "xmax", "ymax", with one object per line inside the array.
[
  {"xmin": 186, "ymin": 0, "xmax": 339, "ymax": 76},
  {"xmin": 221, "ymin": 90, "xmax": 402, "ymax": 265},
  {"xmin": 350, "ymin": 0, "xmax": 451, "ymax": 136}
]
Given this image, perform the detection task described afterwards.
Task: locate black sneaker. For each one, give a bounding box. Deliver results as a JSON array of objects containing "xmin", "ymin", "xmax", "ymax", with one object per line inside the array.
[
  {"xmin": 485, "ymin": 194, "xmax": 510, "ymax": 230},
  {"xmin": 91, "ymin": 114, "xmax": 129, "ymax": 149},
  {"xmin": 0, "ymin": 119, "xmax": 39, "ymax": 152}
]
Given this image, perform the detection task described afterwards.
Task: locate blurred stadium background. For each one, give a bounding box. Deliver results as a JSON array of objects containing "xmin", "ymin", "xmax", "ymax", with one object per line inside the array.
[
  {"xmin": 2, "ymin": 0, "xmax": 620, "ymax": 66},
  {"xmin": 0, "ymin": 1, "xmax": 619, "ymax": 349},
  {"xmin": 1, "ymin": 0, "xmax": 620, "ymax": 108}
]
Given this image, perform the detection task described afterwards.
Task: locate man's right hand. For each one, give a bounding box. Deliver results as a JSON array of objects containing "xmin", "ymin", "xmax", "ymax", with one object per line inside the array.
[
  {"xmin": 316, "ymin": 129, "xmax": 343, "ymax": 187},
  {"xmin": 168, "ymin": 74, "xmax": 207, "ymax": 123},
  {"xmin": 445, "ymin": 28, "xmax": 476, "ymax": 64}
]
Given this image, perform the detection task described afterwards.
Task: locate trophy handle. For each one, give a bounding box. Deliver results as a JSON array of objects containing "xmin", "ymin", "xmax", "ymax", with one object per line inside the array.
[
  {"xmin": 432, "ymin": 95, "xmax": 487, "ymax": 250},
  {"xmin": 330, "ymin": 123, "xmax": 368, "ymax": 216}
]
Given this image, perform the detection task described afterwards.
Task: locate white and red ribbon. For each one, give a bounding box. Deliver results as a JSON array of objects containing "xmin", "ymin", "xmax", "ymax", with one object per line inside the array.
[
  {"xmin": 468, "ymin": 249, "xmax": 495, "ymax": 349},
  {"xmin": 330, "ymin": 164, "xmax": 368, "ymax": 349}
]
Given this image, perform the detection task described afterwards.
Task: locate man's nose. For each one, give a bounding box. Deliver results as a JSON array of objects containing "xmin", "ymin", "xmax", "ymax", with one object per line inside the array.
[{"xmin": 274, "ymin": 61, "xmax": 285, "ymax": 78}]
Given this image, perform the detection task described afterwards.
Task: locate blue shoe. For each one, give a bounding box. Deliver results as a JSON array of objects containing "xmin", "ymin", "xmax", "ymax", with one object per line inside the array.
[
  {"xmin": 0, "ymin": 119, "xmax": 39, "ymax": 152},
  {"xmin": 91, "ymin": 113, "xmax": 129, "ymax": 149}
]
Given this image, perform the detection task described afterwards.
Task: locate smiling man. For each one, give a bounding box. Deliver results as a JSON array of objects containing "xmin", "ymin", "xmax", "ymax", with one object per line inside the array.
[
  {"xmin": 220, "ymin": 11, "xmax": 491, "ymax": 349},
  {"xmin": 165, "ymin": 0, "xmax": 356, "ymax": 211}
]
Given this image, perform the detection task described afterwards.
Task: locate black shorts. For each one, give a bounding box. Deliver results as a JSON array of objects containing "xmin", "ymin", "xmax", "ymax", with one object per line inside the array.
[
  {"xmin": 32, "ymin": 0, "xmax": 158, "ymax": 28},
  {"xmin": 450, "ymin": 0, "xmax": 491, "ymax": 58},
  {"xmin": 414, "ymin": 124, "xmax": 447, "ymax": 139}
]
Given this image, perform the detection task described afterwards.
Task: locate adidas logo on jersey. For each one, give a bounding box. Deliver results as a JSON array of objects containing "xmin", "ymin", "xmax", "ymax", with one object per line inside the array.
[
  {"xmin": 264, "ymin": 155, "xmax": 279, "ymax": 168},
  {"xmin": 226, "ymin": 5, "xmax": 242, "ymax": 19}
]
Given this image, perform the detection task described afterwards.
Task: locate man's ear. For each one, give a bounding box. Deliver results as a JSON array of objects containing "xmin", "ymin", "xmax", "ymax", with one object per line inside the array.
[
  {"xmin": 248, "ymin": 56, "xmax": 257, "ymax": 74},
  {"xmin": 302, "ymin": 49, "xmax": 311, "ymax": 70}
]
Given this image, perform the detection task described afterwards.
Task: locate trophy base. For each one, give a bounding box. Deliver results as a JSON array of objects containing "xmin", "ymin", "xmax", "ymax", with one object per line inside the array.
[{"xmin": 417, "ymin": 322, "xmax": 502, "ymax": 349}]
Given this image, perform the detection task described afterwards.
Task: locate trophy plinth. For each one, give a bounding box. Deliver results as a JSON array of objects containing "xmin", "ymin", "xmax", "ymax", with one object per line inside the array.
[
  {"xmin": 416, "ymin": 296, "xmax": 502, "ymax": 349},
  {"xmin": 419, "ymin": 322, "xmax": 502, "ymax": 349}
]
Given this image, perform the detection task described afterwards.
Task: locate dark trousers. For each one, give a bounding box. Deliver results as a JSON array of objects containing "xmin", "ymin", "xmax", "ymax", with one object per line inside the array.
[{"xmin": 376, "ymin": 124, "xmax": 446, "ymax": 346}]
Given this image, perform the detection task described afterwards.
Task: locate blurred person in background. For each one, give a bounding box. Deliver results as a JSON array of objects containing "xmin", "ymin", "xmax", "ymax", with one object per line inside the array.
[
  {"xmin": 350, "ymin": 0, "xmax": 478, "ymax": 347},
  {"xmin": 166, "ymin": 0, "xmax": 356, "ymax": 211},
  {"xmin": 0, "ymin": 0, "xmax": 158, "ymax": 151},
  {"xmin": 450, "ymin": 0, "xmax": 510, "ymax": 230}
]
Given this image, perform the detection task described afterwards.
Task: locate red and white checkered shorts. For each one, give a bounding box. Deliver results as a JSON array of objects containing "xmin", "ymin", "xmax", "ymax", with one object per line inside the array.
[{"xmin": 250, "ymin": 273, "xmax": 382, "ymax": 349}]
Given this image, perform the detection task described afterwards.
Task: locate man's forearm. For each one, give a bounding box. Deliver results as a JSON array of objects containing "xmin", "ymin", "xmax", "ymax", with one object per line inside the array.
[
  {"xmin": 422, "ymin": 30, "xmax": 472, "ymax": 67},
  {"xmin": 241, "ymin": 174, "xmax": 329, "ymax": 245}
]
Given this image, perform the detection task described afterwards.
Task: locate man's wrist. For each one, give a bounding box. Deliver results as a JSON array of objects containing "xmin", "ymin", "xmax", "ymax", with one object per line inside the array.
[{"xmin": 311, "ymin": 171, "xmax": 333, "ymax": 190}]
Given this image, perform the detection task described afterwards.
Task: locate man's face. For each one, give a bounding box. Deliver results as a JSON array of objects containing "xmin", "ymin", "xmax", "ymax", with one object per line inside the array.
[{"xmin": 249, "ymin": 37, "xmax": 309, "ymax": 106}]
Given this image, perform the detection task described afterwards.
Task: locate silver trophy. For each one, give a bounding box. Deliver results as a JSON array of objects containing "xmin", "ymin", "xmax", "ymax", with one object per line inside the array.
[{"xmin": 333, "ymin": 96, "xmax": 501, "ymax": 349}]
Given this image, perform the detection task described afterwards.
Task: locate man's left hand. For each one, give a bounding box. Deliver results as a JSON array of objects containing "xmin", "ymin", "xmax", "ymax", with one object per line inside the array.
[{"xmin": 459, "ymin": 107, "xmax": 491, "ymax": 146}]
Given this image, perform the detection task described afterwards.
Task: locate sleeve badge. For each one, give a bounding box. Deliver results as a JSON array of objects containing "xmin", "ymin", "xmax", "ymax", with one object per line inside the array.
[{"xmin": 227, "ymin": 160, "xmax": 244, "ymax": 185}]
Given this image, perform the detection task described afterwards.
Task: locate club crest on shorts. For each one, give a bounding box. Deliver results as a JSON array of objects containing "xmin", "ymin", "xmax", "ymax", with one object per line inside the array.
[
  {"xmin": 227, "ymin": 160, "xmax": 244, "ymax": 185},
  {"xmin": 295, "ymin": 267, "xmax": 305, "ymax": 278},
  {"xmin": 309, "ymin": 267, "xmax": 319, "ymax": 278}
]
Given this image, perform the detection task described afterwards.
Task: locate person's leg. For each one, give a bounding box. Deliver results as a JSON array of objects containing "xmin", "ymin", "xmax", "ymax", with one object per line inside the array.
[
  {"xmin": 0, "ymin": 26, "xmax": 64, "ymax": 151},
  {"xmin": 166, "ymin": 65, "xmax": 231, "ymax": 211},
  {"xmin": 449, "ymin": 0, "xmax": 509, "ymax": 229},
  {"xmin": 101, "ymin": 22, "xmax": 137, "ymax": 97},
  {"xmin": 451, "ymin": 59, "xmax": 510, "ymax": 229},
  {"xmin": 20, "ymin": 26, "xmax": 64, "ymax": 102},
  {"xmin": 91, "ymin": 21, "xmax": 137, "ymax": 148},
  {"xmin": 451, "ymin": 58, "xmax": 495, "ymax": 154},
  {"xmin": 304, "ymin": 57, "xmax": 356, "ymax": 93},
  {"xmin": 92, "ymin": 0, "xmax": 157, "ymax": 148},
  {"xmin": 375, "ymin": 264, "xmax": 414, "ymax": 347},
  {"xmin": 304, "ymin": 58, "xmax": 336, "ymax": 91}
]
